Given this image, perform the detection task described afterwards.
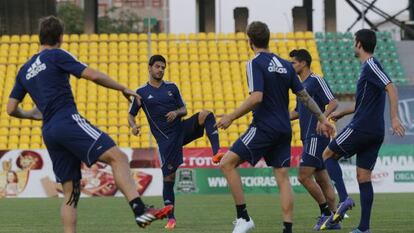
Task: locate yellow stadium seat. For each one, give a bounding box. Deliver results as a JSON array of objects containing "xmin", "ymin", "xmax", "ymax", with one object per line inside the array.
[
  {"xmin": 20, "ymin": 35, "xmax": 30, "ymax": 43},
  {"xmin": 128, "ymin": 33, "xmax": 138, "ymax": 41},
  {"xmin": 1, "ymin": 35, "xmax": 11, "ymax": 43},
  {"xmin": 138, "ymin": 33, "xmax": 148, "ymax": 41},
  {"xmin": 11, "ymin": 35, "xmax": 20, "ymax": 42},
  {"xmin": 69, "ymin": 34, "xmax": 79, "ymax": 41},
  {"xmin": 304, "ymin": 31, "xmax": 314, "ymax": 39},
  {"xmin": 109, "ymin": 33, "xmax": 119, "ymax": 41}
]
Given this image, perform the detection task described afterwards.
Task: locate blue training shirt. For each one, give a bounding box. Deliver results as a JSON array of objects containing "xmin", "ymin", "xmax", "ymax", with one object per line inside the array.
[
  {"xmin": 296, "ymin": 73, "xmax": 335, "ymax": 140},
  {"xmin": 247, "ymin": 52, "xmax": 304, "ymax": 133},
  {"xmin": 348, "ymin": 57, "xmax": 391, "ymax": 135},
  {"xmin": 9, "ymin": 48, "xmax": 87, "ymax": 123},
  {"xmin": 129, "ymin": 81, "xmax": 185, "ymax": 141}
]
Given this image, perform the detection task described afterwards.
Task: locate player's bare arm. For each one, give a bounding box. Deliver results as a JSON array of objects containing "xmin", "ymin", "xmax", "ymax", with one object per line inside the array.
[
  {"xmin": 7, "ymin": 98, "xmax": 42, "ymax": 120},
  {"xmin": 216, "ymin": 91, "xmax": 263, "ymax": 129},
  {"xmin": 81, "ymin": 67, "xmax": 141, "ymax": 104},
  {"xmin": 324, "ymin": 99, "xmax": 338, "ymax": 117},
  {"xmin": 316, "ymin": 98, "xmax": 338, "ymax": 133},
  {"xmin": 165, "ymin": 106, "xmax": 187, "ymax": 123},
  {"xmin": 328, "ymin": 103, "xmax": 355, "ymax": 121},
  {"xmin": 296, "ymin": 89, "xmax": 334, "ymax": 137},
  {"xmin": 289, "ymin": 110, "xmax": 299, "ymax": 120},
  {"xmin": 128, "ymin": 113, "xmax": 141, "ymax": 136},
  {"xmin": 385, "ymin": 83, "xmax": 405, "ymax": 137}
]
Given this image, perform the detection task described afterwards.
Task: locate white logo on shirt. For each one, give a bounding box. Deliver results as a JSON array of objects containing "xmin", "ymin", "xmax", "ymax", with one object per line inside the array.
[
  {"xmin": 26, "ymin": 56, "xmax": 47, "ymax": 80},
  {"xmin": 268, "ymin": 56, "xmax": 287, "ymax": 74},
  {"xmin": 167, "ymin": 91, "xmax": 173, "ymax": 96},
  {"xmin": 148, "ymin": 94, "xmax": 154, "ymax": 99}
]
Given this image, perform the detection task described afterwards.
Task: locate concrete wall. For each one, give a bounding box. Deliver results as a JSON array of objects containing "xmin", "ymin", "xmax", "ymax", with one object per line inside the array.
[{"xmin": 396, "ymin": 41, "xmax": 414, "ymax": 84}]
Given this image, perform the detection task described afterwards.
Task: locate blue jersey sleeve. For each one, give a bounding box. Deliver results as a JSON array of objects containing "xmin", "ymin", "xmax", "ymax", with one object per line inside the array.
[
  {"xmin": 54, "ymin": 49, "xmax": 87, "ymax": 78},
  {"xmin": 366, "ymin": 59, "xmax": 392, "ymax": 89},
  {"xmin": 9, "ymin": 72, "xmax": 27, "ymax": 101},
  {"xmin": 246, "ymin": 60, "xmax": 264, "ymax": 93},
  {"xmin": 172, "ymin": 84, "xmax": 185, "ymax": 108},
  {"xmin": 315, "ymin": 76, "xmax": 335, "ymax": 104},
  {"xmin": 128, "ymin": 97, "xmax": 141, "ymax": 116}
]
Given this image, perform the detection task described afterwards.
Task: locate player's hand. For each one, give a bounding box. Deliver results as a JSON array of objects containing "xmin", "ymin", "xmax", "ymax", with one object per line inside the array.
[
  {"xmin": 30, "ymin": 108, "xmax": 42, "ymax": 120},
  {"xmin": 216, "ymin": 114, "xmax": 233, "ymax": 130},
  {"xmin": 328, "ymin": 111, "xmax": 343, "ymax": 122},
  {"xmin": 165, "ymin": 111, "xmax": 178, "ymax": 122},
  {"xmin": 317, "ymin": 118, "xmax": 335, "ymax": 138},
  {"xmin": 131, "ymin": 125, "xmax": 141, "ymax": 136},
  {"xmin": 391, "ymin": 117, "xmax": 405, "ymax": 137},
  {"xmin": 122, "ymin": 88, "xmax": 141, "ymax": 105}
]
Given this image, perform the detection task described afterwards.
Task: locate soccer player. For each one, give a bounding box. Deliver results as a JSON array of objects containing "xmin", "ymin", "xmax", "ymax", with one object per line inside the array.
[
  {"xmin": 7, "ymin": 16, "xmax": 172, "ymax": 233},
  {"xmin": 321, "ymin": 29, "xmax": 405, "ymax": 233},
  {"xmin": 289, "ymin": 49, "xmax": 342, "ymax": 230},
  {"xmin": 216, "ymin": 21, "xmax": 335, "ymax": 233},
  {"xmin": 128, "ymin": 54, "xmax": 223, "ymax": 229}
]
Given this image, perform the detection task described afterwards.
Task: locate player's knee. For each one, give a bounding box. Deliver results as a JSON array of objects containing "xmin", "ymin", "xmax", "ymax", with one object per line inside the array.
[
  {"xmin": 164, "ymin": 173, "xmax": 176, "ymax": 182},
  {"xmin": 104, "ymin": 147, "xmax": 128, "ymax": 165},
  {"xmin": 322, "ymin": 148, "xmax": 334, "ymax": 161},
  {"xmin": 198, "ymin": 110, "xmax": 212, "ymax": 124},
  {"xmin": 356, "ymin": 168, "xmax": 371, "ymax": 183}
]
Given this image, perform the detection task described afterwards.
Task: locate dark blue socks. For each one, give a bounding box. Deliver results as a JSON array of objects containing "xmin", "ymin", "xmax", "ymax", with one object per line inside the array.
[
  {"xmin": 204, "ymin": 112, "xmax": 220, "ymax": 154},
  {"xmin": 358, "ymin": 181, "xmax": 373, "ymax": 231},
  {"xmin": 163, "ymin": 181, "xmax": 175, "ymax": 219},
  {"xmin": 325, "ymin": 158, "xmax": 348, "ymax": 202}
]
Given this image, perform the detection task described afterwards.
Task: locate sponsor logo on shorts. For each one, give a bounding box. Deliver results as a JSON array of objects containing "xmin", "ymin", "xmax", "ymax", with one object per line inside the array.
[{"xmin": 394, "ymin": 170, "xmax": 414, "ymax": 182}]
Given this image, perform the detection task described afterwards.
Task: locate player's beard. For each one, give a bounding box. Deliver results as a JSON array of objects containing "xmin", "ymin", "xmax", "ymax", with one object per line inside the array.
[{"xmin": 153, "ymin": 74, "xmax": 163, "ymax": 81}]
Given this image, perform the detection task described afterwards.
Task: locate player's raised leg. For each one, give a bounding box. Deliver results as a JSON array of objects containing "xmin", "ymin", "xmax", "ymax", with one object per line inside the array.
[
  {"xmin": 273, "ymin": 168, "xmax": 293, "ymax": 233},
  {"xmin": 219, "ymin": 151, "xmax": 255, "ymax": 233},
  {"xmin": 323, "ymin": 148, "xmax": 349, "ymax": 204},
  {"xmin": 98, "ymin": 146, "xmax": 173, "ymax": 227},
  {"xmin": 323, "ymin": 147, "xmax": 354, "ymax": 224},
  {"xmin": 197, "ymin": 110, "xmax": 221, "ymax": 156}
]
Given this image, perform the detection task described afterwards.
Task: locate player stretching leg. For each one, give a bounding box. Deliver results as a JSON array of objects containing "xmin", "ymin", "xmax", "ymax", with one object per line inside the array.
[
  {"xmin": 321, "ymin": 29, "xmax": 405, "ymax": 233},
  {"xmin": 7, "ymin": 16, "xmax": 172, "ymax": 233},
  {"xmin": 216, "ymin": 21, "xmax": 334, "ymax": 233},
  {"xmin": 128, "ymin": 55, "xmax": 223, "ymax": 230},
  {"xmin": 289, "ymin": 49, "xmax": 341, "ymax": 230}
]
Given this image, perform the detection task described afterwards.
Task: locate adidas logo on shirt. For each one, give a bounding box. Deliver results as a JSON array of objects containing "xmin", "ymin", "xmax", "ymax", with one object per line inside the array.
[
  {"xmin": 148, "ymin": 95, "xmax": 154, "ymax": 99},
  {"xmin": 26, "ymin": 56, "xmax": 46, "ymax": 80},
  {"xmin": 268, "ymin": 56, "xmax": 287, "ymax": 74}
]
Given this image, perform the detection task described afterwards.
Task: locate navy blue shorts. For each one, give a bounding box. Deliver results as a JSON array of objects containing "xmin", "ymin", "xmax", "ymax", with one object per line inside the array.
[
  {"xmin": 42, "ymin": 113, "xmax": 116, "ymax": 183},
  {"xmin": 230, "ymin": 124, "xmax": 291, "ymax": 167},
  {"xmin": 328, "ymin": 126, "xmax": 384, "ymax": 170},
  {"xmin": 300, "ymin": 137, "xmax": 330, "ymax": 170},
  {"xmin": 158, "ymin": 113, "xmax": 204, "ymax": 176}
]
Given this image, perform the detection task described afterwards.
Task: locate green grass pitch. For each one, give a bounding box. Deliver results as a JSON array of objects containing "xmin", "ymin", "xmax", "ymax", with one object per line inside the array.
[{"xmin": 0, "ymin": 193, "xmax": 413, "ymax": 233}]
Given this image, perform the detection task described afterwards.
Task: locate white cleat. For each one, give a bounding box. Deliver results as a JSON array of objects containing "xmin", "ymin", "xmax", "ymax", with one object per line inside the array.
[{"xmin": 232, "ymin": 217, "xmax": 255, "ymax": 233}]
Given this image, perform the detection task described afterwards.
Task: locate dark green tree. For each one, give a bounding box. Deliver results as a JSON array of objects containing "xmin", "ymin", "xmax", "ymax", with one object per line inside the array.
[
  {"xmin": 57, "ymin": 3, "xmax": 84, "ymax": 34},
  {"xmin": 98, "ymin": 7, "xmax": 142, "ymax": 33}
]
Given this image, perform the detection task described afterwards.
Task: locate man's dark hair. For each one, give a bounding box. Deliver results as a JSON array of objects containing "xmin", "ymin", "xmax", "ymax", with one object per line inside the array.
[
  {"xmin": 355, "ymin": 29, "xmax": 376, "ymax": 53},
  {"xmin": 246, "ymin": 21, "xmax": 270, "ymax": 49},
  {"xmin": 39, "ymin": 16, "xmax": 64, "ymax": 46},
  {"xmin": 149, "ymin": 54, "xmax": 167, "ymax": 66},
  {"xmin": 289, "ymin": 49, "xmax": 312, "ymax": 67}
]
